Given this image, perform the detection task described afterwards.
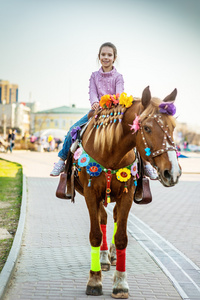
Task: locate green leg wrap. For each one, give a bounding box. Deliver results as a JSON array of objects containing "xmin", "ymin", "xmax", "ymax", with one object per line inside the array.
[
  {"xmin": 91, "ymin": 246, "xmax": 101, "ymax": 272},
  {"xmin": 112, "ymin": 222, "xmax": 117, "ymax": 244}
]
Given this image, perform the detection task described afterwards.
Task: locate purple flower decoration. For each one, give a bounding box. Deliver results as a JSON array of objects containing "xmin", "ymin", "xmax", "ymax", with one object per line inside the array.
[
  {"xmin": 159, "ymin": 102, "xmax": 176, "ymax": 115},
  {"xmin": 71, "ymin": 126, "xmax": 81, "ymax": 143}
]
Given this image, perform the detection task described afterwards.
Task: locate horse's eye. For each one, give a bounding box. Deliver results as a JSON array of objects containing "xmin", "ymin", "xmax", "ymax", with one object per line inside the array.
[{"xmin": 144, "ymin": 126, "xmax": 151, "ymax": 133}]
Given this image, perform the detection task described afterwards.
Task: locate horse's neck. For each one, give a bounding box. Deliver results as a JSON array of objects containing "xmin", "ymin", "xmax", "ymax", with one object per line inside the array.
[{"xmin": 83, "ymin": 102, "xmax": 142, "ymax": 169}]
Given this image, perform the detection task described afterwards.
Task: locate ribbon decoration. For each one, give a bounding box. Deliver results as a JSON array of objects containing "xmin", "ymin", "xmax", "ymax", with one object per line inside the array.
[
  {"xmin": 145, "ymin": 147, "xmax": 151, "ymax": 156},
  {"xmin": 71, "ymin": 126, "xmax": 81, "ymax": 143}
]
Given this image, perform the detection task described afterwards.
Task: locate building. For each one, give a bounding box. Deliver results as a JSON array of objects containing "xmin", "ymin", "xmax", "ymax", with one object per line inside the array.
[
  {"xmin": 0, "ymin": 80, "xmax": 18, "ymax": 104},
  {"xmin": 32, "ymin": 105, "xmax": 89, "ymax": 134},
  {"xmin": 0, "ymin": 103, "xmax": 30, "ymax": 137}
]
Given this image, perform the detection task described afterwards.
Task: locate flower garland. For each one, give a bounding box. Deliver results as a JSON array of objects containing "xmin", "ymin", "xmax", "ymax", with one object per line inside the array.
[
  {"xmin": 73, "ymin": 144, "xmax": 138, "ymax": 203},
  {"xmin": 99, "ymin": 93, "xmax": 133, "ymax": 109}
]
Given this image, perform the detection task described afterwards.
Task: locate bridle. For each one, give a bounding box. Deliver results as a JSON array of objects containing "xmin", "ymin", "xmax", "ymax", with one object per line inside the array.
[{"xmin": 140, "ymin": 114, "xmax": 177, "ymax": 162}]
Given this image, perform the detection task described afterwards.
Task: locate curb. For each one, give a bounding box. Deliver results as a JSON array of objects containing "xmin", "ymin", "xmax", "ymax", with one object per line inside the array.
[{"xmin": 0, "ymin": 173, "xmax": 27, "ymax": 299}]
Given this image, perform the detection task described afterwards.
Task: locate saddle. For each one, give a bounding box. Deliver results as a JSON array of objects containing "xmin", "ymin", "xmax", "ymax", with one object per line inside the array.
[{"xmin": 55, "ymin": 151, "xmax": 74, "ymax": 201}]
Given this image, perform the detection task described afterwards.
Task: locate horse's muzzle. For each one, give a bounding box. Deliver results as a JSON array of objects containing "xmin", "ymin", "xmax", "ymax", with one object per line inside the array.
[{"xmin": 159, "ymin": 167, "xmax": 182, "ymax": 187}]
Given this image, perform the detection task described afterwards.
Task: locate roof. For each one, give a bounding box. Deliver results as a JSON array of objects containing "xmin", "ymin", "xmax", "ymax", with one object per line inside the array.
[{"xmin": 35, "ymin": 105, "xmax": 90, "ymax": 114}]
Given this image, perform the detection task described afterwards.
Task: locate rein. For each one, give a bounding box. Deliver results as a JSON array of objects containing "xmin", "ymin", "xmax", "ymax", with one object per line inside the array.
[{"xmin": 140, "ymin": 114, "xmax": 177, "ymax": 163}]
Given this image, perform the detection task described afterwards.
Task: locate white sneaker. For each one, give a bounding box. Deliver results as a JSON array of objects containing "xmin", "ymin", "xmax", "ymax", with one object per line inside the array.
[
  {"xmin": 50, "ymin": 161, "xmax": 65, "ymax": 176},
  {"xmin": 144, "ymin": 165, "xmax": 158, "ymax": 180}
]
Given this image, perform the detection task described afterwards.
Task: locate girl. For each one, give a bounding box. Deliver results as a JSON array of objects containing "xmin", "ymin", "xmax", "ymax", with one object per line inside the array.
[{"xmin": 50, "ymin": 42, "xmax": 157, "ymax": 180}]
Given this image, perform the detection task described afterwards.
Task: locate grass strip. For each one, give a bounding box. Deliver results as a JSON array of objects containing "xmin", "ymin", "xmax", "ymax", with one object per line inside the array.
[{"xmin": 0, "ymin": 158, "xmax": 22, "ymax": 272}]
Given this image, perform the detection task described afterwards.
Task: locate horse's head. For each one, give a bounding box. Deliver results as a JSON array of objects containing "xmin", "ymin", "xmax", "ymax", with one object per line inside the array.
[{"xmin": 135, "ymin": 86, "xmax": 181, "ymax": 187}]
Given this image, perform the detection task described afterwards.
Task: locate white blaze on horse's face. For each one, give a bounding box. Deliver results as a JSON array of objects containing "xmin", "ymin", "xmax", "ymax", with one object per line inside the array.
[{"xmin": 166, "ymin": 142, "xmax": 181, "ymax": 184}]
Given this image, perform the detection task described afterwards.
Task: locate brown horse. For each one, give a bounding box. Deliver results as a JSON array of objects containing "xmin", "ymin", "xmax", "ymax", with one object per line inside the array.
[{"xmin": 72, "ymin": 86, "xmax": 181, "ymax": 298}]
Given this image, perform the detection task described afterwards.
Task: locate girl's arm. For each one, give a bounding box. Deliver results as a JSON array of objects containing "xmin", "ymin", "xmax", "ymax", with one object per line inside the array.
[
  {"xmin": 115, "ymin": 74, "xmax": 125, "ymax": 95},
  {"xmin": 89, "ymin": 73, "xmax": 99, "ymax": 108}
]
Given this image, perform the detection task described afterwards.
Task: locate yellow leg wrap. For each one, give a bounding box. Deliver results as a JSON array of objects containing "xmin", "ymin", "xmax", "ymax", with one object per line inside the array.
[
  {"xmin": 91, "ymin": 246, "xmax": 101, "ymax": 272},
  {"xmin": 112, "ymin": 222, "xmax": 117, "ymax": 244}
]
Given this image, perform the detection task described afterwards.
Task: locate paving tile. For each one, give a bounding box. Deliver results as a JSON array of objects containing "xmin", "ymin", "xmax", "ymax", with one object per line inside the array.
[{"xmin": 2, "ymin": 151, "xmax": 197, "ymax": 299}]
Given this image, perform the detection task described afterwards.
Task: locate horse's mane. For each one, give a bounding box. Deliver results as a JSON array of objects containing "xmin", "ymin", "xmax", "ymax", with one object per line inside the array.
[
  {"xmin": 85, "ymin": 97, "xmax": 176, "ymax": 152},
  {"xmin": 85, "ymin": 105, "xmax": 127, "ymax": 152}
]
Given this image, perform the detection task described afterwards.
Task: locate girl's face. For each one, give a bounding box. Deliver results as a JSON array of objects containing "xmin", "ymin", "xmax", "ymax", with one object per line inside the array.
[{"xmin": 99, "ymin": 46, "xmax": 115, "ymax": 72}]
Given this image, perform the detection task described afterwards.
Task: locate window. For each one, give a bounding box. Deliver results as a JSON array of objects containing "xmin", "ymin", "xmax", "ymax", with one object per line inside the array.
[
  {"xmin": 37, "ymin": 119, "xmax": 42, "ymax": 126},
  {"xmin": 46, "ymin": 119, "xmax": 50, "ymax": 127}
]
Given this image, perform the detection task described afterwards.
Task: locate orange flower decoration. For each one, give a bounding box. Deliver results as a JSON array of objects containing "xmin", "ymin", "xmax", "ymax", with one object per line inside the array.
[
  {"xmin": 99, "ymin": 94, "xmax": 120, "ymax": 109},
  {"xmin": 99, "ymin": 94, "xmax": 111, "ymax": 108}
]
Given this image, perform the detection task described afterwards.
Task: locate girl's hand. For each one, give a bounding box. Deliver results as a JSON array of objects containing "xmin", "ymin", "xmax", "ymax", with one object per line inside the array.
[{"xmin": 91, "ymin": 102, "xmax": 100, "ymax": 110}]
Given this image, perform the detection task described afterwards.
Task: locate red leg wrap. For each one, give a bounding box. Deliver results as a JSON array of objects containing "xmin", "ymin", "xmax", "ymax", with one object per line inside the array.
[
  {"xmin": 100, "ymin": 224, "xmax": 108, "ymax": 251},
  {"xmin": 116, "ymin": 248, "xmax": 126, "ymax": 272}
]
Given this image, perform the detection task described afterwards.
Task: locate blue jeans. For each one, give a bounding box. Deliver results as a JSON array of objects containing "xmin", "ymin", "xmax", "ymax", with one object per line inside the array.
[
  {"xmin": 58, "ymin": 113, "xmax": 89, "ymax": 161},
  {"xmin": 8, "ymin": 140, "xmax": 14, "ymax": 153}
]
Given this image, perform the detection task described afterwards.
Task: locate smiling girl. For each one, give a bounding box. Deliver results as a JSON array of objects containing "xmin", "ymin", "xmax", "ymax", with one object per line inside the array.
[{"xmin": 50, "ymin": 42, "xmax": 124, "ymax": 176}]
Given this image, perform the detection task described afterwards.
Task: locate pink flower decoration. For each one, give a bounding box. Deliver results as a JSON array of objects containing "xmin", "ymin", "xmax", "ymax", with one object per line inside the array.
[
  {"xmin": 74, "ymin": 147, "xmax": 83, "ymax": 160},
  {"xmin": 131, "ymin": 162, "xmax": 138, "ymax": 176},
  {"xmin": 129, "ymin": 114, "xmax": 140, "ymax": 133}
]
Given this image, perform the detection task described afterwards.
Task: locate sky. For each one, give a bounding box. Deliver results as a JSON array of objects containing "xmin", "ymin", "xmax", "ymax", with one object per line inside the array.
[{"xmin": 1, "ymin": 0, "xmax": 200, "ymax": 127}]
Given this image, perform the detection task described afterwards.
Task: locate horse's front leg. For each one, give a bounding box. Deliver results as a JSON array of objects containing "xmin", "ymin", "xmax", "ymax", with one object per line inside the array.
[
  {"xmin": 112, "ymin": 194, "xmax": 133, "ymax": 299},
  {"xmin": 100, "ymin": 202, "xmax": 111, "ymax": 271},
  {"xmin": 85, "ymin": 192, "xmax": 103, "ymax": 296}
]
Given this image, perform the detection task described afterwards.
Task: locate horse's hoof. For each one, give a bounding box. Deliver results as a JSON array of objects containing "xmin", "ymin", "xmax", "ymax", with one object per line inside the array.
[
  {"xmin": 86, "ymin": 270, "xmax": 103, "ymax": 295},
  {"xmin": 86, "ymin": 285, "xmax": 103, "ymax": 296},
  {"xmin": 101, "ymin": 263, "xmax": 110, "ymax": 271},
  {"xmin": 100, "ymin": 250, "xmax": 111, "ymax": 271},
  {"xmin": 112, "ymin": 270, "xmax": 129, "ymax": 298},
  {"xmin": 111, "ymin": 258, "xmax": 116, "ymax": 266},
  {"xmin": 111, "ymin": 289, "xmax": 129, "ymax": 298}
]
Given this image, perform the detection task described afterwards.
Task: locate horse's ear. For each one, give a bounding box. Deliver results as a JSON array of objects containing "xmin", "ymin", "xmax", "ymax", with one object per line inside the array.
[
  {"xmin": 141, "ymin": 86, "xmax": 151, "ymax": 108},
  {"xmin": 163, "ymin": 88, "xmax": 177, "ymax": 102}
]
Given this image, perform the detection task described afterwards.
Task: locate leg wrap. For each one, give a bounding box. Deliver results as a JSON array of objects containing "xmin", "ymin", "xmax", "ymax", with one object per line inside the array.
[
  {"xmin": 100, "ymin": 224, "xmax": 108, "ymax": 251},
  {"xmin": 91, "ymin": 246, "xmax": 101, "ymax": 272},
  {"xmin": 112, "ymin": 222, "xmax": 117, "ymax": 245},
  {"xmin": 116, "ymin": 248, "xmax": 126, "ymax": 272}
]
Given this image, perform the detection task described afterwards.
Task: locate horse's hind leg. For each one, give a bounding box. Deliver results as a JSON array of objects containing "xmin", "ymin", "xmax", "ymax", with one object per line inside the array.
[
  {"xmin": 110, "ymin": 203, "xmax": 117, "ymax": 266},
  {"xmin": 112, "ymin": 196, "xmax": 133, "ymax": 299},
  {"xmin": 100, "ymin": 203, "xmax": 111, "ymax": 271},
  {"xmin": 85, "ymin": 194, "xmax": 103, "ymax": 296}
]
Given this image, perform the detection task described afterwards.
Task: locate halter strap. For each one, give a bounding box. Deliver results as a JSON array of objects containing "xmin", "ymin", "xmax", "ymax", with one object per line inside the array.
[{"xmin": 140, "ymin": 114, "xmax": 177, "ymax": 160}]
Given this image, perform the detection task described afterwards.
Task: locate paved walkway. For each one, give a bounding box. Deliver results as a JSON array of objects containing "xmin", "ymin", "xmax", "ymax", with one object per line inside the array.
[{"xmin": 0, "ymin": 150, "xmax": 200, "ymax": 300}]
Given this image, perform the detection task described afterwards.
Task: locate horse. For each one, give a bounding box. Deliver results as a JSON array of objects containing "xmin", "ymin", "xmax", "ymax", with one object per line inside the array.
[{"xmin": 69, "ymin": 86, "xmax": 181, "ymax": 298}]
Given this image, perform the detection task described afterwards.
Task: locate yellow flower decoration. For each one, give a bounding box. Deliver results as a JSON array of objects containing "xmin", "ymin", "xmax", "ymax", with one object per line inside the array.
[
  {"xmin": 119, "ymin": 93, "xmax": 133, "ymax": 108},
  {"xmin": 116, "ymin": 168, "xmax": 131, "ymax": 182}
]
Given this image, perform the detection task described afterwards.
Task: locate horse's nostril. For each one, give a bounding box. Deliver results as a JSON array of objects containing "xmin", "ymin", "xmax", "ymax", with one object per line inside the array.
[{"xmin": 164, "ymin": 169, "xmax": 171, "ymax": 179}]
